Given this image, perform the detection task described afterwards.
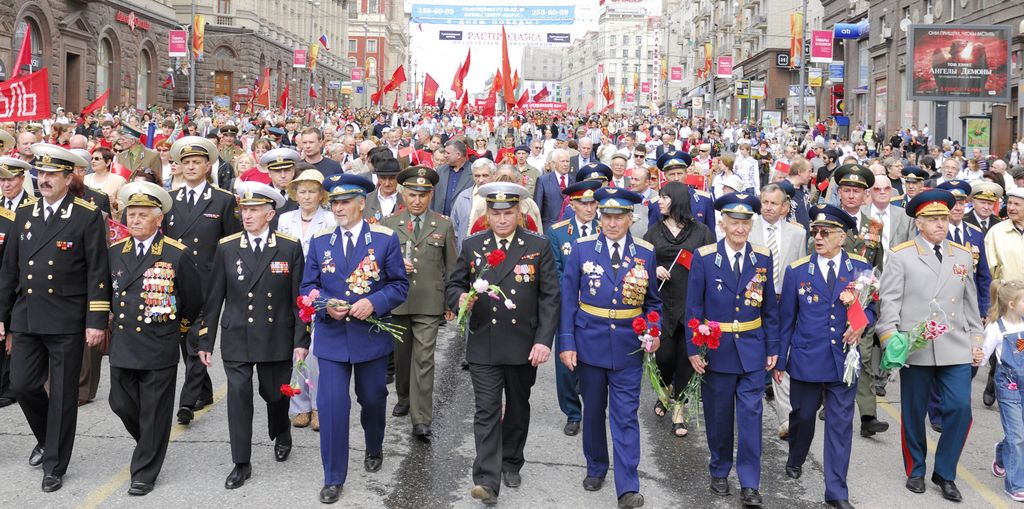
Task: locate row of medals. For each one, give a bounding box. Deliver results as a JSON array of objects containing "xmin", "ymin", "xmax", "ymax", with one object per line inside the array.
[
  {"xmin": 142, "ymin": 263, "xmax": 177, "ymax": 323},
  {"xmin": 346, "ymin": 255, "xmax": 380, "ymax": 295}
]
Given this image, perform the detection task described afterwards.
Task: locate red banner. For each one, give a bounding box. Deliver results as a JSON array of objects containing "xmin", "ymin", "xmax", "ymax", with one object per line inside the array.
[
  {"xmin": 0, "ymin": 69, "xmax": 52, "ymax": 122},
  {"xmin": 351, "ymin": 67, "xmax": 364, "ymax": 82},
  {"xmin": 293, "ymin": 49, "xmax": 307, "ymax": 68},
  {"xmin": 521, "ymin": 101, "xmax": 567, "ymax": 111}
]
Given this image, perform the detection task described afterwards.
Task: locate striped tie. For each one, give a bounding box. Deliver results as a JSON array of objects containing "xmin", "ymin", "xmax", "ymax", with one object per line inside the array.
[{"xmin": 767, "ymin": 225, "xmax": 780, "ymax": 288}]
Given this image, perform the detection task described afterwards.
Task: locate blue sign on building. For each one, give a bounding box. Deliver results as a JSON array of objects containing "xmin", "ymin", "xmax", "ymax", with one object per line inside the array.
[{"xmin": 829, "ymin": 63, "xmax": 845, "ymax": 80}]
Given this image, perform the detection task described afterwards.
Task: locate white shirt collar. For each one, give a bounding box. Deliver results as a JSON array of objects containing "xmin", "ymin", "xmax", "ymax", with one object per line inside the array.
[
  {"xmin": 869, "ymin": 204, "xmax": 889, "ymax": 217},
  {"xmin": 247, "ymin": 228, "xmax": 270, "ymax": 249},
  {"xmin": 816, "ymin": 251, "xmax": 843, "ymax": 278},
  {"xmin": 133, "ymin": 232, "xmax": 159, "ymax": 254},
  {"xmin": 339, "ymin": 220, "xmax": 364, "ymax": 240},
  {"xmin": 575, "ymin": 217, "xmax": 593, "ymax": 234},
  {"xmin": 604, "ymin": 234, "xmax": 627, "ymax": 258},
  {"xmin": 6, "ymin": 190, "xmax": 24, "ymax": 207},
  {"xmin": 378, "ymin": 191, "xmax": 398, "ymax": 214},
  {"xmin": 724, "ymin": 242, "xmax": 746, "ymax": 271},
  {"xmin": 185, "ymin": 180, "xmax": 207, "ymax": 196}
]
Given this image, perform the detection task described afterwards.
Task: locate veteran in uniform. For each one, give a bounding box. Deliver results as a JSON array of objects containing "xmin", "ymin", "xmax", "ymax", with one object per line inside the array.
[
  {"xmin": 218, "ymin": 125, "xmax": 243, "ymax": 164},
  {"xmin": 164, "ymin": 136, "xmax": 241, "ymax": 425},
  {"xmin": 0, "ymin": 157, "xmax": 29, "ymax": 409},
  {"xmin": 684, "ymin": 192, "xmax": 779, "ymax": 507},
  {"xmin": 876, "ymin": 189, "xmax": 985, "ymax": 502},
  {"xmin": 381, "ymin": 166, "xmax": 457, "ymax": 439},
  {"xmin": 199, "ymin": 182, "xmax": 308, "ymax": 489},
  {"xmin": 107, "ymin": 182, "xmax": 204, "ymax": 496},
  {"xmin": 0, "ymin": 145, "xmax": 110, "ymax": 493},
  {"xmin": 546, "ymin": 180, "xmax": 602, "ymax": 436},
  {"xmin": 559, "ymin": 187, "xmax": 661, "ymax": 509},
  {"xmin": 657, "ymin": 150, "xmax": 716, "ymax": 233},
  {"xmin": 300, "ymin": 174, "xmax": 409, "ymax": 504},
  {"xmin": 445, "ymin": 182, "xmax": 559, "ymax": 506},
  {"xmin": 260, "ymin": 147, "xmax": 301, "ymax": 216},
  {"xmin": 889, "ymin": 166, "xmax": 929, "ymax": 209},
  {"xmin": 776, "ymin": 204, "xmax": 875, "ymax": 509}
]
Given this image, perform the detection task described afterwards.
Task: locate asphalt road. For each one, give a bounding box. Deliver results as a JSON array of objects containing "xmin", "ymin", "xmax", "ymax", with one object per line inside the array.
[{"xmin": 0, "ymin": 324, "xmax": 1009, "ymax": 508}]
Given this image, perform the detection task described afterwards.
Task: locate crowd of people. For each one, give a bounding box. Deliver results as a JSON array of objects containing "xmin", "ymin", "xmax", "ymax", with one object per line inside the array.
[{"xmin": 1, "ymin": 102, "xmax": 1024, "ymax": 509}]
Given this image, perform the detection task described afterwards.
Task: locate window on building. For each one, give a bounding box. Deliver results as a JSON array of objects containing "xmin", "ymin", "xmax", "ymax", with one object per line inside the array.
[
  {"xmin": 622, "ymin": 35, "xmax": 628, "ymax": 45},
  {"xmin": 367, "ymin": 0, "xmax": 379, "ymax": 14},
  {"xmin": 348, "ymin": 39, "xmax": 358, "ymax": 52},
  {"xmin": 13, "ymin": 19, "xmax": 43, "ymax": 73},
  {"xmin": 609, "ymin": 63, "xmax": 617, "ymax": 74},
  {"xmin": 217, "ymin": 0, "xmax": 230, "ymax": 14},
  {"xmin": 622, "ymin": 49, "xmax": 628, "ymax": 58},
  {"xmin": 97, "ymin": 38, "xmax": 112, "ymax": 98},
  {"xmin": 635, "ymin": 35, "xmax": 641, "ymax": 45},
  {"xmin": 367, "ymin": 39, "xmax": 377, "ymax": 53},
  {"xmin": 136, "ymin": 50, "xmax": 151, "ymax": 109},
  {"xmin": 347, "ymin": 0, "xmax": 358, "ymax": 18},
  {"xmin": 634, "ymin": 48, "xmax": 641, "ymax": 58}
]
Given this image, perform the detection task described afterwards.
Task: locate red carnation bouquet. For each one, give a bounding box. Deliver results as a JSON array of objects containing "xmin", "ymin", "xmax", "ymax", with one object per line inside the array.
[
  {"xmin": 296, "ymin": 288, "xmax": 406, "ymax": 341},
  {"xmin": 631, "ymin": 311, "xmax": 670, "ymax": 413},
  {"xmin": 280, "ymin": 358, "xmax": 312, "ymax": 398},
  {"xmin": 456, "ymin": 248, "xmax": 515, "ymax": 335},
  {"xmin": 681, "ymin": 318, "xmax": 723, "ymax": 425}
]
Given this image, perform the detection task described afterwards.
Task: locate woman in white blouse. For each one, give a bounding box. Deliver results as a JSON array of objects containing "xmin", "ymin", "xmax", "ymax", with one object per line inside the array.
[{"xmin": 275, "ymin": 168, "xmax": 333, "ymax": 430}]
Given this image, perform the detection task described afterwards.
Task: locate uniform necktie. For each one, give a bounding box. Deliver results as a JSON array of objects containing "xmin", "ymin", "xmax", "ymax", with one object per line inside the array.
[
  {"xmin": 137, "ymin": 242, "xmax": 146, "ymax": 259},
  {"xmin": 45, "ymin": 205, "xmax": 55, "ymax": 223},
  {"xmin": 732, "ymin": 252, "xmax": 742, "ymax": 284},
  {"xmin": 5, "ymin": 200, "xmax": 12, "ymax": 210},
  {"xmin": 611, "ymin": 242, "xmax": 622, "ymax": 272},
  {"xmin": 188, "ymin": 189, "xmax": 197, "ymax": 207},
  {"xmin": 766, "ymin": 225, "xmax": 780, "ymax": 287},
  {"xmin": 953, "ymin": 226, "xmax": 962, "ymax": 245},
  {"xmin": 499, "ymin": 239, "xmax": 509, "ymax": 252},
  {"xmin": 252, "ymin": 237, "xmax": 262, "ymax": 255},
  {"xmin": 933, "ymin": 244, "xmax": 943, "ymax": 263},
  {"xmin": 345, "ymin": 232, "xmax": 355, "ymax": 262},
  {"xmin": 559, "ymin": 175, "xmax": 566, "ymax": 191},
  {"xmin": 413, "ymin": 215, "xmax": 421, "ymax": 238},
  {"xmin": 827, "ymin": 260, "xmax": 836, "ymax": 290}
]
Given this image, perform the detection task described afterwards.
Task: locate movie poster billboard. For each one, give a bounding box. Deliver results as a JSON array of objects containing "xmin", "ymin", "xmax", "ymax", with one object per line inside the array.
[{"xmin": 907, "ymin": 24, "xmax": 1011, "ymax": 102}]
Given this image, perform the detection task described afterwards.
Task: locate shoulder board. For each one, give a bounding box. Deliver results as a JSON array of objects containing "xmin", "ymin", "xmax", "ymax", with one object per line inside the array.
[
  {"xmin": 965, "ymin": 222, "xmax": 982, "ymax": 233},
  {"xmin": 111, "ymin": 237, "xmax": 130, "ymax": 248},
  {"xmin": 218, "ymin": 232, "xmax": 243, "ymax": 245},
  {"xmin": 465, "ymin": 230, "xmax": 490, "ymax": 241},
  {"xmin": 163, "ymin": 237, "xmax": 186, "ymax": 250},
  {"xmin": 633, "ymin": 238, "xmax": 653, "ymax": 251},
  {"xmin": 751, "ymin": 245, "xmax": 770, "ymax": 256},
  {"xmin": 788, "ymin": 220, "xmax": 805, "ymax": 229},
  {"xmin": 73, "ymin": 197, "xmax": 97, "ymax": 211},
  {"xmin": 697, "ymin": 244, "xmax": 718, "ymax": 257},
  {"xmin": 890, "ymin": 195, "xmax": 904, "ymax": 202},
  {"xmin": 694, "ymin": 190, "xmax": 712, "ymax": 198},
  {"xmin": 847, "ymin": 253, "xmax": 867, "ymax": 263},
  {"xmin": 521, "ymin": 229, "xmax": 544, "ymax": 238},
  {"xmin": 950, "ymin": 242, "xmax": 970, "ymax": 253},
  {"xmin": 211, "ymin": 186, "xmax": 234, "ymax": 195},
  {"xmin": 892, "ymin": 240, "xmax": 916, "ymax": 252},
  {"xmin": 789, "ymin": 255, "xmax": 812, "ymax": 270},
  {"xmin": 577, "ymin": 234, "xmax": 599, "ymax": 243},
  {"xmin": 369, "ymin": 223, "xmax": 395, "ymax": 235},
  {"xmin": 23, "ymin": 195, "xmax": 38, "ymax": 204},
  {"xmin": 551, "ymin": 219, "xmax": 571, "ymax": 229},
  {"xmin": 274, "ymin": 231, "xmax": 298, "ymax": 242},
  {"xmin": 314, "ymin": 228, "xmax": 335, "ymax": 238},
  {"xmin": 0, "ymin": 207, "xmax": 13, "ymax": 221},
  {"xmin": 18, "ymin": 200, "xmax": 34, "ymax": 209}
]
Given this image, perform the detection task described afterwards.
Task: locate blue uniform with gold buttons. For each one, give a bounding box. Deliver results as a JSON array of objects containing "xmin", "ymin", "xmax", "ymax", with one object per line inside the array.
[
  {"xmin": 559, "ymin": 187, "xmax": 662, "ymax": 500},
  {"xmin": 300, "ymin": 174, "xmax": 409, "ymax": 489},
  {"xmin": 684, "ymin": 192, "xmax": 779, "ymax": 492}
]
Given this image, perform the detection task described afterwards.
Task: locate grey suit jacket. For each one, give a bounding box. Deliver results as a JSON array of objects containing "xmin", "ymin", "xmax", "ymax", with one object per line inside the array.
[
  {"xmin": 861, "ymin": 204, "xmax": 914, "ymax": 261},
  {"xmin": 749, "ymin": 217, "xmax": 807, "ymax": 292},
  {"xmin": 363, "ymin": 191, "xmax": 404, "ymax": 223},
  {"xmin": 431, "ymin": 160, "xmax": 473, "ymax": 214},
  {"xmin": 877, "ymin": 236, "xmax": 984, "ymax": 366}
]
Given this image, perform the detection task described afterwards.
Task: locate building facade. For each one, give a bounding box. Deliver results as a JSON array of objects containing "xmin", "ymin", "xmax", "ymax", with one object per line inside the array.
[{"xmin": 346, "ymin": 0, "xmax": 410, "ymax": 108}]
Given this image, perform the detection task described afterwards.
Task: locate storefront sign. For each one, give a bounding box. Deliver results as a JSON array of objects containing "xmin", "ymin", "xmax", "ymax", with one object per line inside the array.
[
  {"xmin": 907, "ymin": 24, "xmax": 1011, "ymax": 102},
  {"xmin": 116, "ymin": 11, "xmax": 151, "ymax": 31},
  {"xmin": 749, "ymin": 81, "xmax": 765, "ymax": 99}
]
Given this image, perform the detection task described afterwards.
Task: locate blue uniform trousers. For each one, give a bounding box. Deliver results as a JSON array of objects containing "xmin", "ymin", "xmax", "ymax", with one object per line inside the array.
[
  {"xmin": 900, "ymin": 364, "xmax": 972, "ymax": 480},
  {"xmin": 702, "ymin": 370, "xmax": 764, "ymax": 488},
  {"xmin": 317, "ymin": 355, "xmax": 388, "ymax": 486},
  {"xmin": 788, "ymin": 378, "xmax": 855, "ymax": 502},
  {"xmin": 555, "ymin": 336, "xmax": 582, "ymax": 422},
  {"xmin": 578, "ymin": 361, "xmax": 641, "ymax": 497}
]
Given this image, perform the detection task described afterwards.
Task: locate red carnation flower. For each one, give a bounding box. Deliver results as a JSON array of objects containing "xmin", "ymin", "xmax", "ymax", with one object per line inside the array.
[
  {"xmin": 486, "ymin": 249, "xmax": 507, "ymax": 267},
  {"xmin": 280, "ymin": 384, "xmax": 295, "ymax": 397},
  {"xmin": 692, "ymin": 334, "xmax": 706, "ymax": 347},
  {"xmin": 707, "ymin": 337, "xmax": 720, "ymax": 349},
  {"xmin": 649, "ymin": 326, "xmax": 661, "ymax": 338},
  {"xmin": 687, "ymin": 318, "xmax": 700, "ymax": 329},
  {"xmin": 299, "ymin": 307, "xmax": 314, "ymax": 324},
  {"xmin": 632, "ymin": 317, "xmax": 647, "ymax": 335},
  {"xmin": 646, "ymin": 311, "xmax": 660, "ymax": 323}
]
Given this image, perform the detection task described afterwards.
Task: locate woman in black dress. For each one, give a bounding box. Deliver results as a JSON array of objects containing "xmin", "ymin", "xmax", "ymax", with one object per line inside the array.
[{"xmin": 643, "ymin": 182, "xmax": 715, "ymax": 437}]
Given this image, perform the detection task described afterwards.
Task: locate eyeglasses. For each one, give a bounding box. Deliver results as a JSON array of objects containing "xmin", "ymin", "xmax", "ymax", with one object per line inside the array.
[
  {"xmin": 810, "ymin": 228, "xmax": 837, "ymax": 238},
  {"xmin": 633, "ymin": 153, "xmax": 644, "ymax": 158},
  {"xmin": 91, "ymin": 156, "xmax": 104, "ymax": 161}
]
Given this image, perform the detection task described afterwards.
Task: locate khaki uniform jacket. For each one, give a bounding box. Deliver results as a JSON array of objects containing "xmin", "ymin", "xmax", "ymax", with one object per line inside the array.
[{"xmin": 381, "ymin": 210, "xmax": 457, "ymax": 316}]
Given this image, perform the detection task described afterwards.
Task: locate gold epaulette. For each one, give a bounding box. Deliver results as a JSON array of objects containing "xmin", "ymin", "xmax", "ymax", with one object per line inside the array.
[
  {"xmin": 577, "ymin": 234, "xmax": 599, "ymax": 243},
  {"xmin": 965, "ymin": 222, "xmax": 982, "ymax": 234},
  {"xmin": 694, "ymin": 190, "xmax": 712, "ymax": 198},
  {"xmin": 892, "ymin": 240, "xmax": 916, "ymax": 252},
  {"xmin": 751, "ymin": 245, "xmax": 770, "ymax": 256},
  {"xmin": 73, "ymin": 197, "xmax": 97, "ymax": 211},
  {"xmin": 0, "ymin": 207, "xmax": 13, "ymax": 221},
  {"xmin": 369, "ymin": 223, "xmax": 395, "ymax": 235},
  {"xmin": 697, "ymin": 244, "xmax": 718, "ymax": 256},
  {"xmin": 18, "ymin": 200, "xmax": 34, "ymax": 209},
  {"xmin": 848, "ymin": 253, "xmax": 867, "ymax": 263},
  {"xmin": 112, "ymin": 237, "xmax": 131, "ymax": 248},
  {"xmin": 314, "ymin": 228, "xmax": 335, "ymax": 238},
  {"xmin": 633, "ymin": 238, "xmax": 653, "ymax": 250},
  {"xmin": 212, "ymin": 185, "xmax": 234, "ymax": 195},
  {"xmin": 219, "ymin": 232, "xmax": 243, "ymax": 244},
  {"xmin": 551, "ymin": 219, "xmax": 571, "ymax": 230},
  {"xmin": 950, "ymin": 242, "xmax": 970, "ymax": 253},
  {"xmin": 163, "ymin": 237, "xmax": 186, "ymax": 250},
  {"xmin": 275, "ymin": 231, "xmax": 298, "ymax": 242},
  {"xmin": 790, "ymin": 255, "xmax": 811, "ymax": 269}
]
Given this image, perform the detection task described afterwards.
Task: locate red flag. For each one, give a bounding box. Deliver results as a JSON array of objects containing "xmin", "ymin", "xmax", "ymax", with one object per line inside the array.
[
  {"xmin": 161, "ymin": 72, "xmax": 174, "ymax": 89},
  {"xmin": 481, "ymin": 92, "xmax": 496, "ymax": 117},
  {"xmin": 451, "ymin": 49, "xmax": 471, "ymax": 96},
  {"xmin": 491, "ymin": 70, "xmax": 503, "ymax": 96},
  {"xmin": 392, "ymin": 95, "xmax": 399, "ymax": 110},
  {"xmin": 515, "ymin": 89, "xmax": 529, "ymax": 110},
  {"xmin": 278, "ymin": 83, "xmax": 289, "ymax": 109},
  {"xmin": 253, "ymin": 67, "xmax": 271, "ymax": 107},
  {"xmin": 848, "ymin": 300, "xmax": 869, "ymax": 331},
  {"xmin": 422, "ymin": 74, "xmax": 439, "ymax": 106},
  {"xmin": 512, "ymin": 70, "xmax": 519, "ymax": 91},
  {"xmin": 81, "ymin": 89, "xmax": 110, "ymax": 116},
  {"xmin": 673, "ymin": 248, "xmax": 694, "ymax": 270},
  {"xmin": 585, "ymin": 96, "xmax": 595, "ymax": 113},
  {"xmin": 500, "ymin": 26, "xmax": 515, "ymax": 107},
  {"xmin": 457, "ymin": 92, "xmax": 469, "ymax": 114},
  {"xmin": 371, "ymin": 89, "xmax": 382, "ymax": 105},
  {"xmin": 383, "ymin": 65, "xmax": 406, "ymax": 94},
  {"xmin": 309, "ymin": 84, "xmax": 318, "ymax": 99},
  {"xmin": 533, "ymin": 86, "xmax": 549, "ymax": 102},
  {"xmin": 108, "ymin": 219, "xmax": 131, "ymax": 244},
  {"xmin": 601, "ymin": 77, "xmax": 613, "ymax": 102},
  {"xmin": 12, "ymin": 32, "xmax": 32, "ymax": 78},
  {"xmin": 600, "ymin": 101, "xmax": 615, "ymax": 113}
]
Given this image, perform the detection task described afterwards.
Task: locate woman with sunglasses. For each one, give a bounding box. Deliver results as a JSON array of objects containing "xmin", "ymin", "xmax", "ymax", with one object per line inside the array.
[{"xmin": 85, "ymin": 146, "xmax": 126, "ymax": 213}]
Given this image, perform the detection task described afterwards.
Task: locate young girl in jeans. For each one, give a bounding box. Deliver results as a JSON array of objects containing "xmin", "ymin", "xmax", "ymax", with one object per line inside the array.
[{"xmin": 984, "ymin": 280, "xmax": 1024, "ymax": 501}]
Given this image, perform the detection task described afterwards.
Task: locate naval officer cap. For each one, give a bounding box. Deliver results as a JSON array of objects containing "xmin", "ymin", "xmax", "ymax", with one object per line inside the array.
[
  {"xmin": 477, "ymin": 182, "xmax": 528, "ymax": 210},
  {"xmin": 594, "ymin": 187, "xmax": 642, "ymax": 215},
  {"xmin": 397, "ymin": 166, "xmax": 439, "ymax": 192},
  {"xmin": 69, "ymin": 149, "xmax": 93, "ymax": 168},
  {"xmin": 30, "ymin": 144, "xmax": 80, "ymax": 173},
  {"xmin": 562, "ymin": 180, "xmax": 601, "ymax": 202},
  {"xmin": 575, "ymin": 162, "xmax": 612, "ymax": 183},
  {"xmin": 906, "ymin": 189, "xmax": 956, "ymax": 218},
  {"xmin": 324, "ymin": 173, "xmax": 375, "ymax": 202},
  {"xmin": 119, "ymin": 181, "xmax": 173, "ymax": 213},
  {"xmin": 714, "ymin": 192, "xmax": 761, "ymax": 219},
  {"xmin": 656, "ymin": 150, "xmax": 692, "ymax": 172},
  {"xmin": 834, "ymin": 164, "xmax": 875, "ymax": 189},
  {"xmin": 936, "ymin": 180, "xmax": 972, "ymax": 201},
  {"xmin": 0, "ymin": 129, "xmax": 14, "ymax": 153},
  {"xmin": 0, "ymin": 157, "xmax": 31, "ymax": 178},
  {"xmin": 809, "ymin": 203, "xmax": 857, "ymax": 231},
  {"xmin": 170, "ymin": 136, "xmax": 219, "ymax": 164},
  {"xmin": 235, "ymin": 181, "xmax": 285, "ymax": 209},
  {"xmin": 901, "ymin": 166, "xmax": 929, "ymax": 182},
  {"xmin": 260, "ymin": 148, "xmax": 301, "ymax": 172},
  {"xmin": 971, "ymin": 181, "xmax": 1003, "ymax": 202}
]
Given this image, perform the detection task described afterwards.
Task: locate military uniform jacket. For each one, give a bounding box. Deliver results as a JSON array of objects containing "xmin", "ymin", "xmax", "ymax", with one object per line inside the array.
[
  {"xmin": 109, "ymin": 234, "xmax": 204, "ymax": 370},
  {"xmin": 877, "ymin": 237, "xmax": 984, "ymax": 366},
  {"xmin": 0, "ymin": 207, "xmax": 14, "ymax": 263},
  {"xmin": 162, "ymin": 183, "xmax": 241, "ymax": 279},
  {"xmin": 381, "ymin": 210, "xmax": 457, "ymax": 316},
  {"xmin": 0, "ymin": 194, "xmax": 111, "ymax": 334},
  {"xmin": 363, "ymin": 192, "xmax": 405, "ymax": 224},
  {"xmin": 201, "ymin": 232, "xmax": 309, "ymax": 362},
  {"xmin": 445, "ymin": 228, "xmax": 560, "ymax": 366},
  {"xmin": 547, "ymin": 217, "xmax": 599, "ymax": 276},
  {"xmin": 300, "ymin": 222, "xmax": 409, "ymax": 363},
  {"xmin": 950, "ymin": 222, "xmax": 991, "ymax": 315},
  {"xmin": 778, "ymin": 253, "xmax": 876, "ymax": 382},
  {"xmin": 842, "ymin": 211, "xmax": 884, "ymax": 269},
  {"xmin": 684, "ymin": 240, "xmax": 780, "ymax": 374},
  {"xmin": 558, "ymin": 233, "xmax": 662, "ymax": 371}
]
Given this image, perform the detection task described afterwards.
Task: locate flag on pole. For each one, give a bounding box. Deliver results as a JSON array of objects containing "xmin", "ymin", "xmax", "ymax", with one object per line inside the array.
[
  {"xmin": 790, "ymin": 13, "xmax": 804, "ymax": 68},
  {"xmin": 422, "ymin": 74, "xmax": 439, "ymax": 106},
  {"xmin": 308, "ymin": 43, "xmax": 320, "ymax": 73},
  {"xmin": 481, "ymin": 92, "xmax": 496, "ymax": 117},
  {"xmin": 457, "ymin": 92, "xmax": 469, "ymax": 114},
  {"xmin": 309, "ymin": 84, "xmax": 318, "ymax": 99},
  {"xmin": 601, "ymin": 77, "xmax": 613, "ymax": 102},
  {"xmin": 451, "ymin": 49, "xmax": 471, "ymax": 95},
  {"xmin": 383, "ymin": 65, "xmax": 406, "ymax": 94},
  {"xmin": 672, "ymin": 248, "xmax": 694, "ymax": 269},
  {"xmin": 515, "ymin": 89, "xmax": 529, "ymax": 110},
  {"xmin": 491, "ymin": 70, "xmax": 503, "ymax": 96},
  {"xmin": 81, "ymin": 89, "xmax": 110, "ymax": 116},
  {"xmin": 161, "ymin": 72, "xmax": 175, "ymax": 89},
  {"xmin": 600, "ymin": 102, "xmax": 615, "ymax": 113},
  {"xmin": 278, "ymin": 83, "xmax": 289, "ymax": 109},
  {"xmin": 253, "ymin": 67, "xmax": 271, "ymax": 107},
  {"xmin": 533, "ymin": 86, "xmax": 549, "ymax": 102},
  {"xmin": 585, "ymin": 96, "xmax": 595, "ymax": 113},
  {"xmin": 500, "ymin": 26, "xmax": 515, "ymax": 108},
  {"xmin": 12, "ymin": 31, "xmax": 32, "ymax": 78},
  {"xmin": 319, "ymin": 34, "xmax": 331, "ymax": 51}
]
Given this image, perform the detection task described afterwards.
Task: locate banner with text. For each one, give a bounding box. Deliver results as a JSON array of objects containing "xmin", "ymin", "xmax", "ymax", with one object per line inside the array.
[
  {"xmin": 169, "ymin": 30, "xmax": 188, "ymax": 57},
  {"xmin": 0, "ymin": 69, "xmax": 52, "ymax": 122},
  {"xmin": 907, "ymin": 24, "xmax": 1011, "ymax": 102},
  {"xmin": 717, "ymin": 56, "xmax": 733, "ymax": 78},
  {"xmin": 810, "ymin": 30, "xmax": 833, "ymax": 63},
  {"xmin": 293, "ymin": 49, "xmax": 307, "ymax": 68},
  {"xmin": 670, "ymin": 66, "xmax": 682, "ymax": 82},
  {"xmin": 411, "ymin": 5, "xmax": 574, "ymax": 25}
]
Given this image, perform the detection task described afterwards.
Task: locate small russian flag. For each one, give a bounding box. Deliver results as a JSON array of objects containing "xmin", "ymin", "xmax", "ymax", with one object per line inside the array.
[{"xmin": 319, "ymin": 34, "xmax": 331, "ymax": 52}]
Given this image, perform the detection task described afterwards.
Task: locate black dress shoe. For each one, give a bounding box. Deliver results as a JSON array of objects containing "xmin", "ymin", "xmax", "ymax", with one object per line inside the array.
[
  {"xmin": 785, "ymin": 465, "xmax": 802, "ymax": 479},
  {"xmin": 41, "ymin": 474, "xmax": 62, "ymax": 492},
  {"xmin": 194, "ymin": 397, "xmax": 213, "ymax": 410},
  {"xmin": 274, "ymin": 434, "xmax": 292, "ymax": 462},
  {"xmin": 412, "ymin": 423, "xmax": 432, "ymax": 440},
  {"xmin": 392, "ymin": 403, "xmax": 410, "ymax": 417},
  {"xmin": 502, "ymin": 471, "xmax": 521, "ymax": 488},
  {"xmin": 0, "ymin": 396, "xmax": 15, "ymax": 408},
  {"xmin": 470, "ymin": 485, "xmax": 498, "ymax": 506},
  {"xmin": 740, "ymin": 487, "xmax": 763, "ymax": 507},
  {"xmin": 176, "ymin": 406, "xmax": 194, "ymax": 425},
  {"xmin": 583, "ymin": 476, "xmax": 604, "ymax": 491},
  {"xmin": 710, "ymin": 477, "xmax": 730, "ymax": 496},
  {"xmin": 859, "ymin": 417, "xmax": 889, "ymax": 437},
  {"xmin": 617, "ymin": 492, "xmax": 644, "ymax": 508},
  {"xmin": 818, "ymin": 408, "xmax": 826, "ymax": 421},
  {"xmin": 983, "ymin": 387, "xmax": 996, "ymax": 407},
  {"xmin": 905, "ymin": 476, "xmax": 925, "ymax": 493},
  {"xmin": 931, "ymin": 473, "xmax": 962, "ymax": 502},
  {"xmin": 29, "ymin": 445, "xmax": 44, "ymax": 466},
  {"xmin": 224, "ymin": 463, "xmax": 251, "ymax": 489},
  {"xmin": 364, "ymin": 453, "xmax": 383, "ymax": 472},
  {"xmin": 827, "ymin": 499, "xmax": 855, "ymax": 509},
  {"xmin": 320, "ymin": 484, "xmax": 342, "ymax": 504},
  {"xmin": 128, "ymin": 481, "xmax": 155, "ymax": 496},
  {"xmin": 563, "ymin": 420, "xmax": 580, "ymax": 436}
]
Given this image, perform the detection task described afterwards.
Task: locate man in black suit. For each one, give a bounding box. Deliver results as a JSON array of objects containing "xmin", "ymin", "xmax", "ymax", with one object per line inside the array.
[
  {"xmin": 164, "ymin": 136, "xmax": 241, "ymax": 425},
  {"xmin": 964, "ymin": 181, "xmax": 1002, "ymax": 235},
  {"xmin": 108, "ymin": 182, "xmax": 205, "ymax": 496},
  {"xmin": 534, "ymin": 149, "xmax": 574, "ymax": 229},
  {"xmin": 0, "ymin": 145, "xmax": 111, "ymax": 493},
  {"xmin": 199, "ymin": 181, "xmax": 308, "ymax": 490},
  {"xmin": 446, "ymin": 182, "xmax": 560, "ymax": 505},
  {"xmin": 431, "ymin": 140, "xmax": 474, "ymax": 216},
  {"xmin": 0, "ymin": 157, "xmax": 33, "ymax": 408}
]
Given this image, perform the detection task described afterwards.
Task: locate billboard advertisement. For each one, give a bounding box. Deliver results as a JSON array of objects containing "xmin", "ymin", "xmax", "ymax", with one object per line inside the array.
[
  {"xmin": 810, "ymin": 30, "xmax": 833, "ymax": 63},
  {"xmin": 411, "ymin": 5, "xmax": 574, "ymax": 25},
  {"xmin": 907, "ymin": 24, "xmax": 1011, "ymax": 102},
  {"xmin": 168, "ymin": 30, "xmax": 188, "ymax": 57}
]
